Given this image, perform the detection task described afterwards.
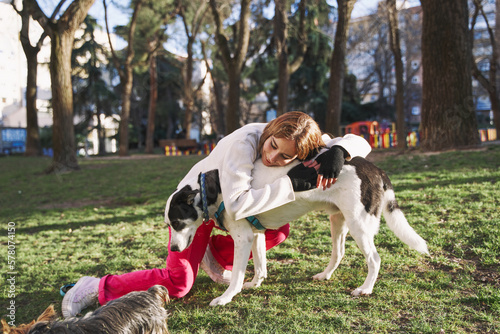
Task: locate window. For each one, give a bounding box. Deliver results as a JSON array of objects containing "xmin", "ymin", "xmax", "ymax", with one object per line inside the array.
[{"xmin": 411, "ymin": 106, "xmax": 420, "ymax": 115}]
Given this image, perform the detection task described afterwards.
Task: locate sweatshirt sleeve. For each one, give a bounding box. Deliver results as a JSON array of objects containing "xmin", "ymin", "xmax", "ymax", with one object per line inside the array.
[
  {"xmin": 219, "ymin": 138, "xmax": 295, "ymax": 221},
  {"xmin": 323, "ymin": 134, "xmax": 371, "ymax": 159}
]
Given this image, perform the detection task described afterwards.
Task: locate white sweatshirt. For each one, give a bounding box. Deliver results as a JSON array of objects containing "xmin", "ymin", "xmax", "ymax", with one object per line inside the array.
[{"xmin": 178, "ymin": 123, "xmax": 371, "ymax": 221}]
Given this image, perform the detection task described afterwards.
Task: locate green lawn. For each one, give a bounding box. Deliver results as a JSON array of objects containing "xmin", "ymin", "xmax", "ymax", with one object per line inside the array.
[{"xmin": 1, "ymin": 145, "xmax": 499, "ymax": 333}]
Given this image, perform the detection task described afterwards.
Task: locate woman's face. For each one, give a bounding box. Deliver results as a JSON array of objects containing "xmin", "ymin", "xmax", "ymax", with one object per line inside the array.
[{"xmin": 261, "ymin": 136, "xmax": 298, "ymax": 167}]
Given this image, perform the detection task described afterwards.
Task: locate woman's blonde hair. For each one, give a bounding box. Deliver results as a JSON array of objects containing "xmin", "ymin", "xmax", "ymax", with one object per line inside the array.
[{"xmin": 258, "ymin": 111, "xmax": 325, "ymax": 161}]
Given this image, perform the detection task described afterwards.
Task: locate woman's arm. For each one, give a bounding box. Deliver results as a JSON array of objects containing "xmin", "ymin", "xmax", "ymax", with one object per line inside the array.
[
  {"xmin": 219, "ymin": 139, "xmax": 296, "ymax": 221},
  {"xmin": 307, "ymin": 134, "xmax": 371, "ymax": 190},
  {"xmin": 323, "ymin": 134, "xmax": 371, "ymax": 159}
]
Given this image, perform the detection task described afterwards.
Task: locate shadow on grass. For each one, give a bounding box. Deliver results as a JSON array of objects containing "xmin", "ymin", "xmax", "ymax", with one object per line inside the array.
[
  {"xmin": 16, "ymin": 212, "xmax": 162, "ymax": 235},
  {"xmin": 3, "ymin": 291, "xmax": 63, "ymax": 326},
  {"xmin": 3, "ymin": 261, "xmax": 116, "ymax": 323}
]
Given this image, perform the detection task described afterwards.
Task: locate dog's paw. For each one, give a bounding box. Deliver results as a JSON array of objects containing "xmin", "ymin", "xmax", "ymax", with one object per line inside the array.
[
  {"xmin": 243, "ymin": 276, "xmax": 265, "ymax": 290},
  {"xmin": 351, "ymin": 288, "xmax": 372, "ymax": 296},
  {"xmin": 243, "ymin": 281, "xmax": 261, "ymax": 290},
  {"xmin": 312, "ymin": 271, "xmax": 332, "ymax": 281},
  {"xmin": 209, "ymin": 296, "xmax": 232, "ymax": 306}
]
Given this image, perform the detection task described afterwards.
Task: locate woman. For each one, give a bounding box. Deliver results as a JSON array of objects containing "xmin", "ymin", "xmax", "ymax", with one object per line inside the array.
[{"xmin": 62, "ymin": 112, "xmax": 371, "ymax": 318}]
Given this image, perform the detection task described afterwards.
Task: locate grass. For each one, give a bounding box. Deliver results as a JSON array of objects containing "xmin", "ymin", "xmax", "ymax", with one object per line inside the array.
[{"xmin": 1, "ymin": 145, "xmax": 499, "ymax": 333}]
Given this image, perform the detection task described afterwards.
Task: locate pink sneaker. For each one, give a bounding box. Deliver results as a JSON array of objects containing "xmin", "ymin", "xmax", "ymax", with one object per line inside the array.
[{"xmin": 61, "ymin": 276, "xmax": 99, "ymax": 318}]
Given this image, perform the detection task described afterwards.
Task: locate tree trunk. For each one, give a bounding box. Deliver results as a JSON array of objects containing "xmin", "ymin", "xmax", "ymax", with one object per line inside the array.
[
  {"xmin": 183, "ymin": 36, "xmax": 195, "ymax": 137},
  {"xmin": 209, "ymin": 0, "xmax": 251, "ymax": 134},
  {"xmin": 325, "ymin": 0, "xmax": 355, "ymax": 136},
  {"xmin": 29, "ymin": 0, "xmax": 95, "ymax": 172},
  {"xmin": 17, "ymin": 5, "xmax": 44, "ymax": 157},
  {"xmin": 274, "ymin": 0, "xmax": 307, "ymax": 116},
  {"xmin": 24, "ymin": 43, "xmax": 42, "ymax": 156},
  {"xmin": 275, "ymin": 0, "xmax": 288, "ymax": 116},
  {"xmin": 104, "ymin": 0, "xmax": 144, "ymax": 156},
  {"xmin": 48, "ymin": 33, "xmax": 80, "ymax": 172},
  {"xmin": 226, "ymin": 68, "xmax": 241, "ymax": 134},
  {"xmin": 96, "ymin": 109, "xmax": 106, "ymax": 155},
  {"xmin": 119, "ymin": 67, "xmax": 134, "ymax": 156},
  {"xmin": 202, "ymin": 41, "xmax": 224, "ymax": 136},
  {"xmin": 421, "ymin": 0, "xmax": 479, "ymax": 150},
  {"xmin": 472, "ymin": 0, "xmax": 500, "ymax": 134},
  {"xmin": 211, "ymin": 78, "xmax": 225, "ymax": 136},
  {"xmin": 387, "ymin": 0, "xmax": 406, "ymax": 150},
  {"xmin": 490, "ymin": 90, "xmax": 500, "ymax": 132},
  {"xmin": 145, "ymin": 53, "xmax": 157, "ymax": 153},
  {"xmin": 495, "ymin": 0, "xmax": 500, "ymax": 132}
]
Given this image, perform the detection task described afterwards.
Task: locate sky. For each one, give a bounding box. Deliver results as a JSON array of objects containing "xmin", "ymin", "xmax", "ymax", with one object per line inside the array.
[
  {"xmin": 86, "ymin": 0, "xmax": 413, "ymax": 31},
  {"xmin": 352, "ymin": 0, "xmax": 383, "ymax": 17}
]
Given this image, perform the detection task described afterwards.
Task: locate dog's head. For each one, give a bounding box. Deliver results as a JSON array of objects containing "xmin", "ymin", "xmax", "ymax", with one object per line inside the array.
[
  {"xmin": 165, "ymin": 184, "xmax": 202, "ymax": 252},
  {"xmin": 164, "ymin": 169, "xmax": 221, "ymax": 252},
  {"xmin": 147, "ymin": 285, "xmax": 170, "ymax": 306}
]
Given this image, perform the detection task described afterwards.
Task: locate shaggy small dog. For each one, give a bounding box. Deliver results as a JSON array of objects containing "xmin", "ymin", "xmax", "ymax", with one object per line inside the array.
[{"xmin": 1, "ymin": 285, "xmax": 169, "ymax": 334}]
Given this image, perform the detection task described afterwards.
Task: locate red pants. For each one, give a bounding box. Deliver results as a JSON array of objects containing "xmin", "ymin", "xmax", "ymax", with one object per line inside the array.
[{"xmin": 98, "ymin": 222, "xmax": 290, "ymax": 304}]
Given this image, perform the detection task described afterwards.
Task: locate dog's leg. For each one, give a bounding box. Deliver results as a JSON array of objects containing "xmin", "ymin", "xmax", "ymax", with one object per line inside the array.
[
  {"xmin": 243, "ymin": 230, "xmax": 267, "ymax": 289},
  {"xmin": 313, "ymin": 213, "xmax": 348, "ymax": 281},
  {"xmin": 348, "ymin": 216, "xmax": 381, "ymax": 296},
  {"xmin": 210, "ymin": 223, "xmax": 254, "ymax": 306}
]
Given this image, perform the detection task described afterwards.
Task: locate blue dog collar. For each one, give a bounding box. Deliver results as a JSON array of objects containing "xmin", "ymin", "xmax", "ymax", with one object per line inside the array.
[
  {"xmin": 215, "ymin": 201, "xmax": 266, "ymax": 231},
  {"xmin": 200, "ymin": 173, "xmax": 210, "ymax": 223},
  {"xmin": 201, "ymin": 173, "xmax": 266, "ymax": 231}
]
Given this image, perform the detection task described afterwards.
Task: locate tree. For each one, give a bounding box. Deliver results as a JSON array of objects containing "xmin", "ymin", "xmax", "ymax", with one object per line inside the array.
[
  {"xmin": 12, "ymin": 0, "xmax": 48, "ymax": 156},
  {"xmin": 420, "ymin": 0, "xmax": 479, "ymax": 150},
  {"xmin": 209, "ymin": 0, "xmax": 251, "ymax": 134},
  {"xmin": 29, "ymin": 0, "xmax": 96, "ymax": 172},
  {"xmin": 325, "ymin": 0, "xmax": 356, "ymax": 136},
  {"xmin": 179, "ymin": 1, "xmax": 209, "ymax": 138},
  {"xmin": 201, "ymin": 41, "xmax": 225, "ymax": 136},
  {"xmin": 72, "ymin": 15, "xmax": 117, "ymax": 155},
  {"xmin": 470, "ymin": 0, "xmax": 500, "ymax": 134},
  {"xmin": 288, "ymin": 14, "xmax": 332, "ymax": 129},
  {"xmin": 274, "ymin": 0, "xmax": 307, "ymax": 115},
  {"xmin": 104, "ymin": 0, "xmax": 145, "ymax": 156},
  {"xmin": 387, "ymin": 0, "xmax": 405, "ymax": 149},
  {"xmin": 134, "ymin": 0, "xmax": 179, "ymax": 153}
]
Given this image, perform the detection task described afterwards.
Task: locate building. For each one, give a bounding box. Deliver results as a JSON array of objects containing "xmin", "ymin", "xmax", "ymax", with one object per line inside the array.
[
  {"xmin": 0, "ymin": 0, "xmax": 119, "ymax": 154},
  {"xmin": 345, "ymin": 1, "xmax": 495, "ymax": 131},
  {"xmin": 0, "ymin": 0, "xmax": 53, "ymax": 129}
]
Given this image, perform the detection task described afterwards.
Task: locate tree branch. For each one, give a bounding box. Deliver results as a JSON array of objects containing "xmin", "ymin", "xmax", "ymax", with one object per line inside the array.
[
  {"xmin": 103, "ymin": 0, "xmax": 122, "ymax": 77},
  {"xmin": 289, "ymin": 0, "xmax": 307, "ymax": 74}
]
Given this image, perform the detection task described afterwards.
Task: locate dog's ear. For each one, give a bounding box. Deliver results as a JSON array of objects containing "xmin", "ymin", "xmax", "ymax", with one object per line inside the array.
[
  {"xmin": 36, "ymin": 305, "xmax": 57, "ymax": 323},
  {"xmin": 1, "ymin": 318, "xmax": 11, "ymax": 332},
  {"xmin": 201, "ymin": 170, "xmax": 221, "ymax": 204},
  {"xmin": 2, "ymin": 318, "xmax": 36, "ymax": 333},
  {"xmin": 148, "ymin": 285, "xmax": 170, "ymax": 305},
  {"xmin": 172, "ymin": 186, "xmax": 199, "ymax": 206},
  {"xmin": 185, "ymin": 190, "xmax": 198, "ymax": 205}
]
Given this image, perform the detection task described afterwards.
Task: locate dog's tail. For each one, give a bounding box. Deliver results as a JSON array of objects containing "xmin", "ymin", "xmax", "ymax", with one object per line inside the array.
[{"xmin": 382, "ymin": 189, "xmax": 429, "ymax": 255}]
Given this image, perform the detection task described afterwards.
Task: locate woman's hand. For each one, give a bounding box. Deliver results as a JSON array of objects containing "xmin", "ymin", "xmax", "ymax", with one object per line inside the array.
[
  {"xmin": 304, "ymin": 146, "xmax": 348, "ymax": 190},
  {"xmin": 287, "ymin": 163, "xmax": 318, "ymax": 192}
]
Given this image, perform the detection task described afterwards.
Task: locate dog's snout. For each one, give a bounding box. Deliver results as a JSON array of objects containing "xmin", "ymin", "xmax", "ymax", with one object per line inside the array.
[{"xmin": 170, "ymin": 244, "xmax": 180, "ymax": 252}]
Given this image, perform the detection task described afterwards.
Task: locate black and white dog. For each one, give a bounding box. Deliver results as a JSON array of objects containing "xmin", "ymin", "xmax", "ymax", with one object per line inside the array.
[{"xmin": 165, "ymin": 157, "xmax": 429, "ymax": 306}]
